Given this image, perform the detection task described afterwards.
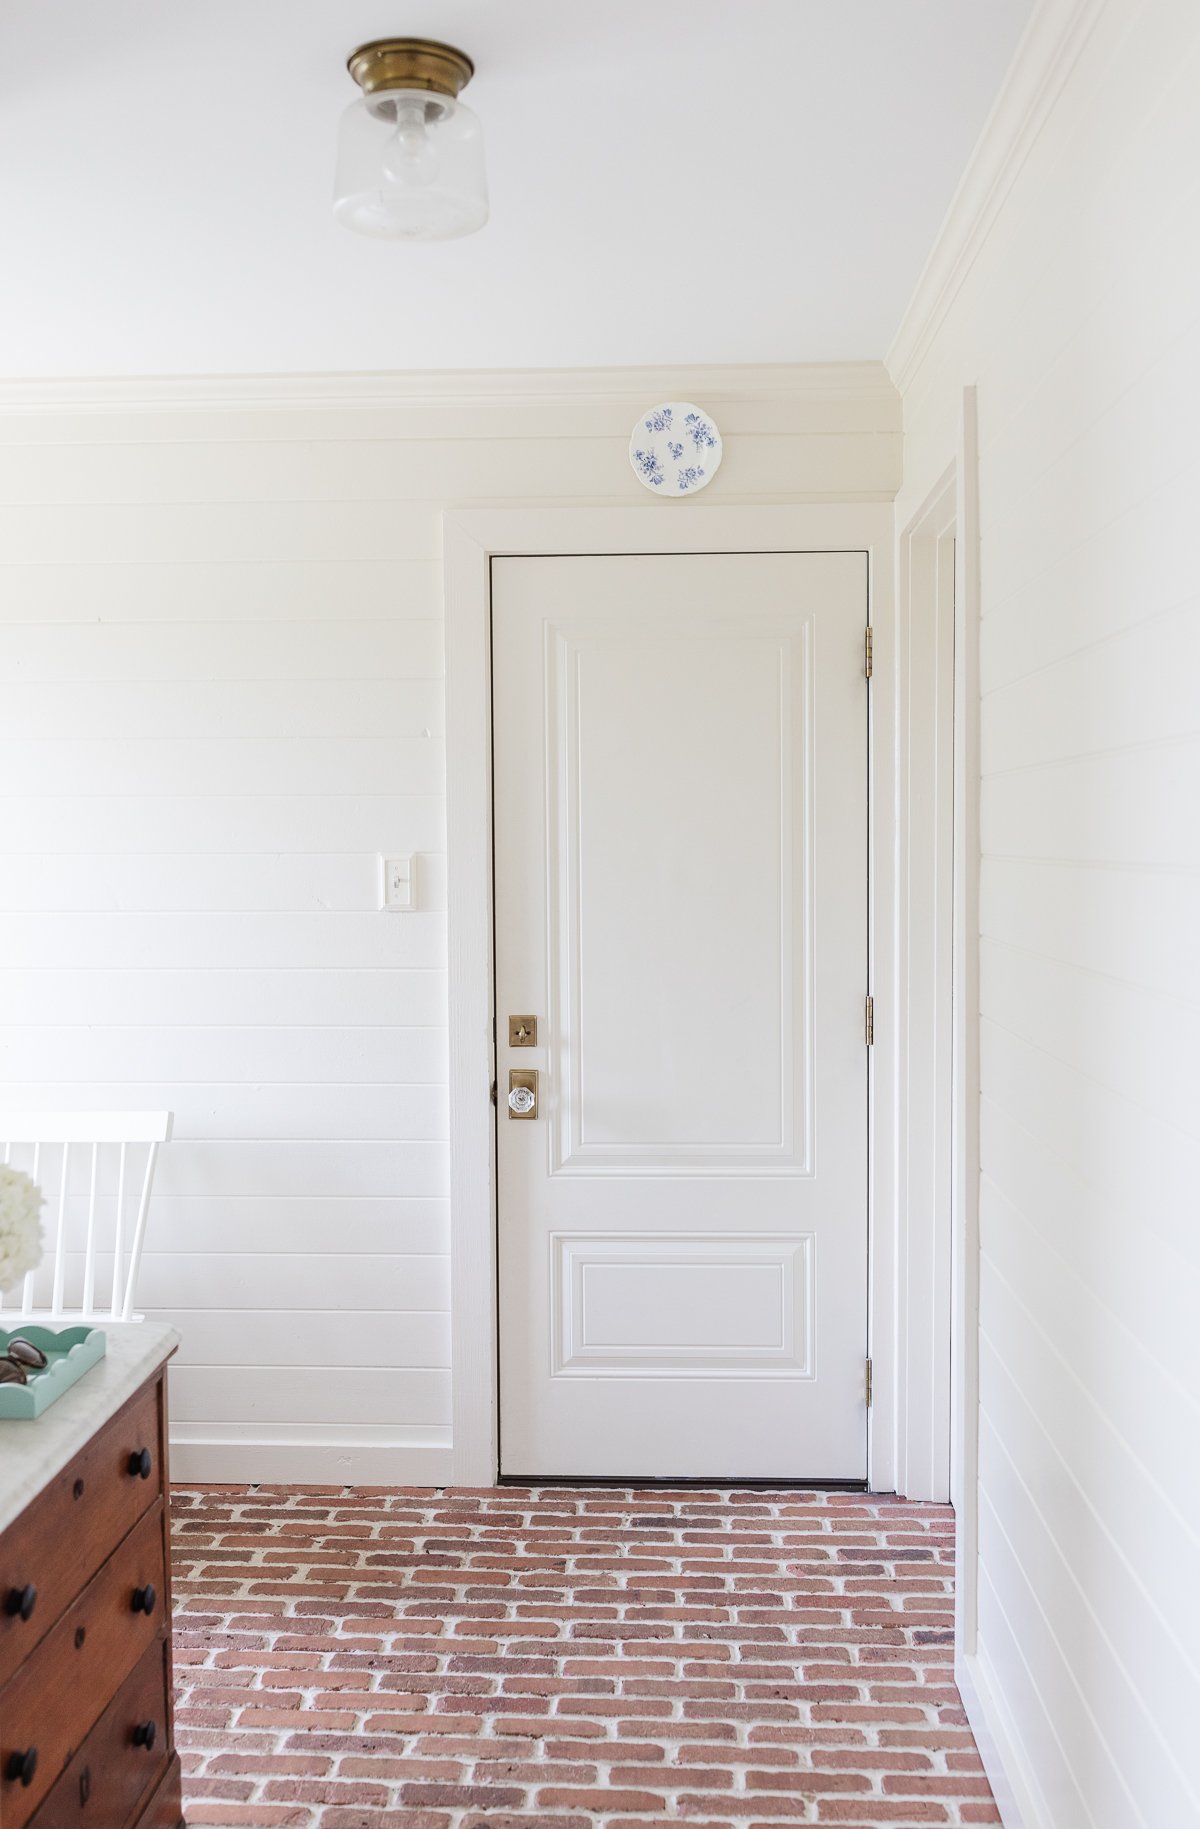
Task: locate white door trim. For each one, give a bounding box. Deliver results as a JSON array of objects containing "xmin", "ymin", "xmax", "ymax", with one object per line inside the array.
[
  {"xmin": 892, "ymin": 392, "xmax": 985, "ymax": 1738},
  {"xmin": 894, "ymin": 470, "xmax": 958, "ymax": 1502},
  {"xmin": 445, "ymin": 503, "xmax": 907, "ymax": 1487},
  {"xmin": 886, "ymin": 390, "xmax": 981, "ymax": 1528},
  {"xmin": 951, "ymin": 391, "xmax": 984, "ymax": 1667}
]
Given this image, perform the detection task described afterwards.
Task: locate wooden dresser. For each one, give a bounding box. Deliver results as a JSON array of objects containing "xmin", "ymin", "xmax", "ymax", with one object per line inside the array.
[{"xmin": 0, "ymin": 1325, "xmax": 183, "ymax": 1829}]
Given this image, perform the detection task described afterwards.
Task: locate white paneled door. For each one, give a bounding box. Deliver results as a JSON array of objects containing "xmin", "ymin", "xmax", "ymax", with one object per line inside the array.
[{"xmin": 492, "ymin": 552, "xmax": 869, "ymax": 1479}]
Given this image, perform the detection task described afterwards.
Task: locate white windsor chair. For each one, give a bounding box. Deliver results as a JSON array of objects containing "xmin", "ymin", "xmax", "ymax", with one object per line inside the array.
[{"xmin": 0, "ymin": 1112, "xmax": 173, "ymax": 1323}]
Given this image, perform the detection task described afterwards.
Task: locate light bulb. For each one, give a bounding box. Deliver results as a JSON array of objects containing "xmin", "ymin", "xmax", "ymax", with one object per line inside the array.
[
  {"xmin": 382, "ymin": 101, "xmax": 438, "ymax": 192},
  {"xmin": 334, "ymin": 72, "xmax": 488, "ymax": 240}
]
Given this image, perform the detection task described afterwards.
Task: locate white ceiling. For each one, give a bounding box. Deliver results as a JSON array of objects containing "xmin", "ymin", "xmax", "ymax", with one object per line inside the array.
[{"xmin": 0, "ymin": 0, "xmax": 1033, "ymax": 378}]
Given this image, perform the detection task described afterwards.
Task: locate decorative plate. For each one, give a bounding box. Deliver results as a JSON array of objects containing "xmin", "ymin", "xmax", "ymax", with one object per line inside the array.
[
  {"xmin": 0, "ymin": 1326, "xmax": 107, "ymax": 1420},
  {"xmin": 629, "ymin": 402, "xmax": 722, "ymax": 497}
]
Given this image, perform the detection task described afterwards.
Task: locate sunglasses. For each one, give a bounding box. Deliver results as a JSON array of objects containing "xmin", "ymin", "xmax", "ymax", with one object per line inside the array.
[{"xmin": 0, "ymin": 1338, "xmax": 49, "ymax": 1385}]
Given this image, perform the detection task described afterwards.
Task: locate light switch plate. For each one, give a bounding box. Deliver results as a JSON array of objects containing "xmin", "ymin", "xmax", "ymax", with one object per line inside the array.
[{"xmin": 380, "ymin": 854, "xmax": 415, "ymax": 912}]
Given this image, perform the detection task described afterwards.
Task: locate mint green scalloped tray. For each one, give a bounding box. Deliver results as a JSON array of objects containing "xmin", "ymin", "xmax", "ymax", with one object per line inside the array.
[{"xmin": 0, "ymin": 1326, "xmax": 107, "ymax": 1419}]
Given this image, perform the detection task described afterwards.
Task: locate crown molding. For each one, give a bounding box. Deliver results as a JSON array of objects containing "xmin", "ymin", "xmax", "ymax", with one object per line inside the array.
[
  {"xmin": 887, "ymin": 0, "xmax": 1110, "ymax": 395},
  {"xmin": 0, "ymin": 361, "xmax": 898, "ymax": 415}
]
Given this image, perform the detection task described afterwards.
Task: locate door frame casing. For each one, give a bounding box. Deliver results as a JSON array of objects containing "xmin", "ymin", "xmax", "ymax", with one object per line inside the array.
[
  {"xmin": 445, "ymin": 504, "xmax": 907, "ymax": 1487},
  {"xmin": 891, "ymin": 389, "xmax": 983, "ymax": 1647},
  {"xmin": 894, "ymin": 472, "xmax": 958, "ymax": 1502}
]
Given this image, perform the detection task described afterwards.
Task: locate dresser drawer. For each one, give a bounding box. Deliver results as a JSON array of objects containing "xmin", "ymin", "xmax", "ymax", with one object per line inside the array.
[
  {"xmin": 128, "ymin": 1759, "xmax": 184, "ymax": 1829},
  {"xmin": 0, "ymin": 1503, "xmax": 167, "ymax": 1829},
  {"xmin": 0, "ymin": 1381, "xmax": 163, "ymax": 1689},
  {"xmin": 22, "ymin": 1637, "xmax": 169, "ymax": 1829}
]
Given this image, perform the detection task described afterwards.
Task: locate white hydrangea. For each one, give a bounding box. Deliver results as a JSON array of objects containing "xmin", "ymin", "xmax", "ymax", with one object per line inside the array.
[{"xmin": 0, "ymin": 1167, "xmax": 44, "ymax": 1294}]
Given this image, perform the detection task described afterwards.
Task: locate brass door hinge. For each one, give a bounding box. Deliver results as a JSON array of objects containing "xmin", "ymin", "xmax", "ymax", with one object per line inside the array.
[
  {"xmin": 864, "ymin": 626, "xmax": 873, "ymax": 678},
  {"xmin": 865, "ymin": 1358, "xmax": 873, "ymax": 1407},
  {"xmin": 865, "ymin": 995, "xmax": 874, "ymax": 1046},
  {"xmin": 490, "ymin": 1081, "xmax": 497, "ymax": 1106}
]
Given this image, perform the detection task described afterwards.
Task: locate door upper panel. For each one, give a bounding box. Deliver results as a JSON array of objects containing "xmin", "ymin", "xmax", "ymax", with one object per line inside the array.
[{"xmin": 544, "ymin": 604, "xmax": 813, "ymax": 1176}]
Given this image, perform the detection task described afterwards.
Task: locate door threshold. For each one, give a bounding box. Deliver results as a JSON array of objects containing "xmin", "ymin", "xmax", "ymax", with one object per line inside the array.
[{"xmin": 497, "ymin": 1474, "xmax": 869, "ymax": 1491}]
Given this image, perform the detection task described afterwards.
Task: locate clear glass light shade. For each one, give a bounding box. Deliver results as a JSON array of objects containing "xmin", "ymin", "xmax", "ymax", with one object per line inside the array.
[{"xmin": 333, "ymin": 88, "xmax": 488, "ymax": 240}]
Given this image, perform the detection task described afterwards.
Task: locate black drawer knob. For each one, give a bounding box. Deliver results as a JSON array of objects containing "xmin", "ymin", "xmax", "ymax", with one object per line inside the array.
[
  {"xmin": 131, "ymin": 1583, "xmax": 157, "ymax": 1617},
  {"xmin": 6, "ymin": 1746, "xmax": 37, "ymax": 1787},
  {"xmin": 132, "ymin": 1720, "xmax": 157, "ymax": 1752},
  {"xmin": 4, "ymin": 1583, "xmax": 36, "ymax": 1622},
  {"xmin": 128, "ymin": 1448, "xmax": 153, "ymax": 1480}
]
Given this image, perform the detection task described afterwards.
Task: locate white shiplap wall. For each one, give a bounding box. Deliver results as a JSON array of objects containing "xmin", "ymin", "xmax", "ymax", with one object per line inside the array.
[
  {"xmin": 0, "ymin": 365, "xmax": 900, "ymax": 1483},
  {"xmin": 891, "ymin": 1, "xmax": 1200, "ymax": 1824}
]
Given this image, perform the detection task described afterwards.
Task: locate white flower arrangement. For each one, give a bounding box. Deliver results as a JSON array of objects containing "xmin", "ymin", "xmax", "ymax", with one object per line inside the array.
[{"xmin": 0, "ymin": 1166, "xmax": 45, "ymax": 1294}]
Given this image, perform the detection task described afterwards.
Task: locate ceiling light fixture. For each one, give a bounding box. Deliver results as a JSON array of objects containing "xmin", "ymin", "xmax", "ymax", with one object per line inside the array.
[{"xmin": 334, "ymin": 38, "xmax": 487, "ymax": 241}]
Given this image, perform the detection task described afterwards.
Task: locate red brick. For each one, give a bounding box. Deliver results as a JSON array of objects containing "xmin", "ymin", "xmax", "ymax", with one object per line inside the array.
[
  {"xmin": 206, "ymin": 1757, "xmax": 334, "ymax": 1778},
  {"xmin": 618, "ymin": 1765, "xmax": 734, "ymax": 1788},
  {"xmin": 322, "ymin": 1815, "xmax": 452, "ymax": 1829},
  {"xmin": 882, "ymin": 1773, "xmax": 995, "ymax": 1797},
  {"xmin": 184, "ymin": 1812, "xmax": 310, "ymax": 1827},
  {"xmin": 172, "ymin": 1482, "xmax": 996, "ymax": 1829},
  {"xmin": 610, "ymin": 1821, "xmax": 737, "ymax": 1829},
  {"xmin": 536, "ymin": 1789, "xmax": 669, "ymax": 1811},
  {"xmin": 472, "ymin": 1762, "xmax": 597, "ymax": 1785},
  {"xmin": 815, "ymin": 1805, "xmax": 951, "ymax": 1823},
  {"xmin": 334, "ymin": 1760, "xmax": 463, "ymax": 1781},
  {"xmin": 544, "ymin": 1740, "xmax": 669, "ymax": 1764},
  {"xmin": 260, "ymin": 1785, "xmax": 392, "ymax": 1806},
  {"xmin": 678, "ymin": 1795, "xmax": 813, "ymax": 1819},
  {"xmin": 814, "ymin": 1750, "xmax": 934, "ymax": 1772},
  {"xmin": 753, "ymin": 1770, "xmax": 874, "ymax": 1794},
  {"xmin": 457, "ymin": 1819, "xmax": 591, "ymax": 1829},
  {"xmin": 396, "ymin": 1784, "xmax": 526, "ymax": 1807}
]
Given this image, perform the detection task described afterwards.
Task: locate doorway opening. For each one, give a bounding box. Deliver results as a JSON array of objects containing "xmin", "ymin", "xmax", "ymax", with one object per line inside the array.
[
  {"xmin": 893, "ymin": 392, "xmax": 983, "ymax": 1690},
  {"xmin": 443, "ymin": 500, "xmax": 963, "ymax": 1509},
  {"xmin": 489, "ymin": 550, "xmax": 869, "ymax": 1483}
]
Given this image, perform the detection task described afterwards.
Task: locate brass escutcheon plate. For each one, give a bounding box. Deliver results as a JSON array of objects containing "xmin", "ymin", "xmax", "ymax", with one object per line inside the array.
[{"xmin": 507, "ymin": 1068, "xmax": 538, "ymax": 1119}]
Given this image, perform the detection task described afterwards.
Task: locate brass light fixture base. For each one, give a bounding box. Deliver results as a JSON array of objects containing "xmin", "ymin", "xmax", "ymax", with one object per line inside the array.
[{"xmin": 347, "ymin": 38, "xmax": 475, "ymax": 99}]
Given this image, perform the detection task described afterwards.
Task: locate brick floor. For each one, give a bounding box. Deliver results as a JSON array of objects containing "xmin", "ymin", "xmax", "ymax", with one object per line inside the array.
[{"xmin": 170, "ymin": 1486, "xmax": 999, "ymax": 1828}]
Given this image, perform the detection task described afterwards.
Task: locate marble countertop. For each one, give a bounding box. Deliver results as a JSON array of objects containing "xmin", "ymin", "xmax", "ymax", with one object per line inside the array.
[{"xmin": 0, "ymin": 1322, "xmax": 179, "ymax": 1535}]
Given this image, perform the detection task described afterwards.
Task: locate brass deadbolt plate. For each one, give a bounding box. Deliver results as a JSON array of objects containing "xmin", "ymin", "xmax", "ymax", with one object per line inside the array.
[{"xmin": 508, "ymin": 1015, "xmax": 538, "ymax": 1048}]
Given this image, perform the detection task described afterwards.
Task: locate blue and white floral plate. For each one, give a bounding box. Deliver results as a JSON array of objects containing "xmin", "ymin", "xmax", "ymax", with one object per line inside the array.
[{"xmin": 629, "ymin": 401, "xmax": 722, "ymax": 497}]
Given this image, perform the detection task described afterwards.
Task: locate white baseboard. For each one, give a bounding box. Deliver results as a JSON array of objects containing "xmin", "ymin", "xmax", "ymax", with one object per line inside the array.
[
  {"xmin": 958, "ymin": 1648, "xmax": 1051, "ymax": 1829},
  {"xmin": 170, "ymin": 1423, "xmax": 454, "ymax": 1487}
]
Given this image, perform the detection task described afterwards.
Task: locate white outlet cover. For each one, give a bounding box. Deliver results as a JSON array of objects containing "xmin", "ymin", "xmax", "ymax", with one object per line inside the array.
[{"xmin": 381, "ymin": 854, "xmax": 415, "ymax": 912}]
